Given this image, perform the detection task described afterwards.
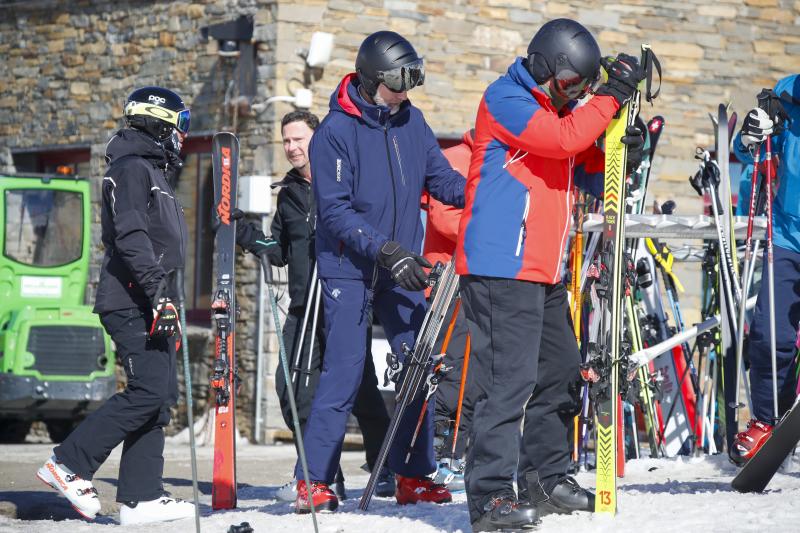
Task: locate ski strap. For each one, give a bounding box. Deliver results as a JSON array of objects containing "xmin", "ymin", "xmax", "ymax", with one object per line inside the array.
[{"xmin": 645, "ymin": 238, "xmax": 685, "ymax": 292}]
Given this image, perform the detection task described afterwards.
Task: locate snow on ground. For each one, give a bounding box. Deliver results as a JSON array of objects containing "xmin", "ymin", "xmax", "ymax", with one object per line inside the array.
[{"xmin": 1, "ymin": 442, "xmax": 799, "ymax": 533}]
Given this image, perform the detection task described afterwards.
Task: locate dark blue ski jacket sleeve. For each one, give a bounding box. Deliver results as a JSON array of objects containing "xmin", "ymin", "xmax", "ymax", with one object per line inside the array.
[{"xmin": 423, "ymin": 123, "xmax": 466, "ymax": 208}]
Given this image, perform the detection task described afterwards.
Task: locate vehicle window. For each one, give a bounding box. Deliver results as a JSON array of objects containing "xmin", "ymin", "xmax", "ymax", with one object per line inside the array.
[{"xmin": 4, "ymin": 189, "xmax": 83, "ymax": 267}]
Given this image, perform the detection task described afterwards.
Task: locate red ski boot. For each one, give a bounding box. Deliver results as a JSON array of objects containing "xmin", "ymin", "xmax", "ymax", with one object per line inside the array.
[
  {"xmin": 730, "ymin": 419, "xmax": 773, "ymax": 466},
  {"xmin": 395, "ymin": 475, "xmax": 452, "ymax": 505},
  {"xmin": 295, "ymin": 480, "xmax": 338, "ymax": 514}
]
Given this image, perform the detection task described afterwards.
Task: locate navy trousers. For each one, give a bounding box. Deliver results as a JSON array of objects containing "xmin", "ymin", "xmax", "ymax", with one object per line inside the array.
[
  {"xmin": 295, "ymin": 277, "xmax": 435, "ymax": 483},
  {"xmin": 276, "ymin": 306, "xmax": 390, "ymax": 471},
  {"xmin": 748, "ymin": 245, "xmax": 800, "ymax": 423},
  {"xmin": 54, "ymin": 307, "xmax": 177, "ymax": 502}
]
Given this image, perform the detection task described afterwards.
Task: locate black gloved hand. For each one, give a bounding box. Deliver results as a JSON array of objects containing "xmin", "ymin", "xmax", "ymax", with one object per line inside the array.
[
  {"xmin": 595, "ymin": 53, "xmax": 644, "ymax": 107},
  {"xmin": 149, "ymin": 277, "xmax": 180, "ymax": 339},
  {"xmin": 377, "ymin": 241, "xmax": 433, "ymax": 292},
  {"xmin": 622, "ymin": 124, "xmax": 645, "ymax": 173},
  {"xmin": 211, "ymin": 206, "xmax": 245, "ymax": 234}
]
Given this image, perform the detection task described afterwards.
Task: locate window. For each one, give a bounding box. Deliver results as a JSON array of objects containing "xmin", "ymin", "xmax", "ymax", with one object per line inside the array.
[
  {"xmin": 174, "ymin": 136, "xmax": 214, "ymax": 324},
  {"xmin": 12, "ymin": 147, "xmax": 91, "ymax": 176},
  {"xmin": 4, "ymin": 188, "xmax": 84, "ymax": 267}
]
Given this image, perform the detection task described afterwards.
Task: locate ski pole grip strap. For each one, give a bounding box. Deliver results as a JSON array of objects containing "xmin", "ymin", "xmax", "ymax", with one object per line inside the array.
[{"xmin": 640, "ymin": 45, "xmax": 661, "ymax": 103}]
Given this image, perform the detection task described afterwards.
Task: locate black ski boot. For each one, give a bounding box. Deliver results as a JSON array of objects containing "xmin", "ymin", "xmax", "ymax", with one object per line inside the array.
[
  {"xmin": 538, "ymin": 476, "xmax": 594, "ymax": 516},
  {"xmin": 471, "ymin": 497, "xmax": 539, "ymax": 532}
]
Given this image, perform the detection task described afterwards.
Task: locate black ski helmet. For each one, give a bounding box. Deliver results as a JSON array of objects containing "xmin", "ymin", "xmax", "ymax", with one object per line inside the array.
[
  {"xmin": 526, "ymin": 19, "xmax": 601, "ymax": 100},
  {"xmin": 355, "ymin": 31, "xmax": 425, "ymax": 97},
  {"xmin": 124, "ymin": 86, "xmax": 190, "ymax": 141}
]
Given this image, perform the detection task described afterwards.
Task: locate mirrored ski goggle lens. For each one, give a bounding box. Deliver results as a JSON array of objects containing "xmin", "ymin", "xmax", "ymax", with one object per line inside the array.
[
  {"xmin": 555, "ymin": 70, "xmax": 594, "ymax": 100},
  {"xmin": 378, "ymin": 60, "xmax": 425, "ymax": 93},
  {"xmin": 176, "ymin": 109, "xmax": 191, "ymax": 134}
]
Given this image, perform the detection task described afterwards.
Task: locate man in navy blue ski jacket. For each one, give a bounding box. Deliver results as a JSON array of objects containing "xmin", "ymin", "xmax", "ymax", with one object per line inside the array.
[{"xmin": 292, "ymin": 31, "xmax": 465, "ymax": 513}]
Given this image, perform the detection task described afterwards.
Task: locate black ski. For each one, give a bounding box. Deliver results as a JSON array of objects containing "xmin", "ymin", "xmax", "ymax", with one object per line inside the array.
[
  {"xmin": 732, "ymin": 397, "xmax": 800, "ymax": 492},
  {"xmin": 210, "ymin": 131, "xmax": 240, "ymax": 510}
]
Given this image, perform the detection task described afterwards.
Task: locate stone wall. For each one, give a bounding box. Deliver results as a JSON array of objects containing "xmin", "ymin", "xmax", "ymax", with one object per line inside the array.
[
  {"xmin": 0, "ymin": 0, "xmax": 282, "ymax": 440},
  {"xmin": 1, "ymin": 0, "xmax": 798, "ymax": 441}
]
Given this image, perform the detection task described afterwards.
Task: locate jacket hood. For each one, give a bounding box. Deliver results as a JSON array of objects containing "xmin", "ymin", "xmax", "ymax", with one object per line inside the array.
[
  {"xmin": 105, "ymin": 128, "xmax": 170, "ymax": 167},
  {"xmin": 329, "ymin": 73, "xmax": 411, "ymax": 129},
  {"xmin": 775, "ymin": 74, "xmax": 800, "ymax": 112},
  {"xmin": 507, "ymin": 57, "xmax": 540, "ymax": 94}
]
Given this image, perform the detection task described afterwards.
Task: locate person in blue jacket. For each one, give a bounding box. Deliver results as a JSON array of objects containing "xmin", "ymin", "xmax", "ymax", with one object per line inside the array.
[
  {"xmin": 730, "ymin": 74, "xmax": 800, "ymax": 465},
  {"xmin": 292, "ymin": 31, "xmax": 466, "ymax": 513}
]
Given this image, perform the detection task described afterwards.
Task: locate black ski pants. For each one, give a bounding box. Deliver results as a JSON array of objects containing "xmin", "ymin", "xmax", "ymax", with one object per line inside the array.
[
  {"xmin": 54, "ymin": 307, "xmax": 177, "ymax": 503},
  {"xmin": 460, "ymin": 276, "xmax": 581, "ymax": 522},
  {"xmin": 275, "ymin": 305, "xmax": 391, "ymax": 472},
  {"xmin": 432, "ymin": 297, "xmax": 474, "ymax": 460}
]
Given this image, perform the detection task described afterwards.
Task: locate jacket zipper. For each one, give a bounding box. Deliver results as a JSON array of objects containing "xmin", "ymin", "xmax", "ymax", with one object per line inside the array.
[
  {"xmin": 383, "ymin": 126, "xmax": 398, "ymax": 240},
  {"xmin": 392, "ymin": 135, "xmax": 407, "ymax": 186},
  {"xmin": 515, "ymin": 189, "xmax": 530, "ymax": 257}
]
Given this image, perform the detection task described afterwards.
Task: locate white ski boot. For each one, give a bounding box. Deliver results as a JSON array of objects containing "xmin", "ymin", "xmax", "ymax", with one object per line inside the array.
[
  {"xmin": 119, "ymin": 494, "xmax": 195, "ymax": 525},
  {"xmin": 36, "ymin": 455, "xmax": 101, "ymax": 519},
  {"xmin": 275, "ymin": 478, "xmax": 298, "ymax": 502}
]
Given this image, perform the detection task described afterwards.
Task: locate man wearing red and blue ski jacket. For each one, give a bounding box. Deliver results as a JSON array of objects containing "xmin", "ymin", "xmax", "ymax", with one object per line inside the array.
[
  {"xmin": 730, "ymin": 74, "xmax": 800, "ymax": 464},
  {"xmin": 295, "ymin": 31, "xmax": 465, "ymax": 512},
  {"xmin": 453, "ymin": 18, "xmax": 646, "ymax": 530},
  {"xmin": 455, "ymin": 58, "xmax": 609, "ymax": 283}
]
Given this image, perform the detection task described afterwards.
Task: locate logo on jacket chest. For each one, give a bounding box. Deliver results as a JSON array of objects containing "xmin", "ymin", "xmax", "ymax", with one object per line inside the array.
[{"xmin": 336, "ymin": 158, "xmax": 342, "ymax": 182}]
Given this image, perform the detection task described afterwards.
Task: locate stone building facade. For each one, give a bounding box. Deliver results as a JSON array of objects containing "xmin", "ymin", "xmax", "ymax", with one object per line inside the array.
[{"xmin": 1, "ymin": 0, "xmax": 798, "ymax": 441}]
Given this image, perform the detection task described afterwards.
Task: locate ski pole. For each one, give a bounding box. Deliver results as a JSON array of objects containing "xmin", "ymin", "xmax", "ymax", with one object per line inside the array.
[
  {"xmin": 261, "ymin": 256, "xmax": 318, "ymax": 533},
  {"xmin": 765, "ymin": 135, "xmax": 779, "ymax": 422},
  {"xmin": 304, "ymin": 280, "xmax": 322, "ymax": 388},
  {"xmin": 405, "ymin": 298, "xmax": 461, "ymax": 463},
  {"xmin": 176, "ymin": 268, "xmax": 201, "ymax": 533},
  {"xmin": 450, "ymin": 332, "xmax": 471, "ymax": 461},
  {"xmin": 631, "ymin": 295, "xmax": 758, "ymax": 368},
  {"xmin": 292, "ymin": 263, "xmax": 318, "ymax": 384},
  {"xmin": 735, "ymin": 143, "xmax": 763, "ymax": 423}
]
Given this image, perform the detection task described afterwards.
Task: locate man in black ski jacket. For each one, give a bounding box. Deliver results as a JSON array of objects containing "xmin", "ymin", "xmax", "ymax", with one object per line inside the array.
[
  {"xmin": 37, "ymin": 86, "xmax": 195, "ymax": 525},
  {"xmin": 236, "ymin": 110, "xmax": 394, "ymax": 500}
]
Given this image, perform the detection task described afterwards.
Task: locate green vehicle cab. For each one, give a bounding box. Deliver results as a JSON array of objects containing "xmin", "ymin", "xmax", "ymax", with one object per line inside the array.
[{"xmin": 0, "ymin": 173, "xmax": 115, "ymax": 442}]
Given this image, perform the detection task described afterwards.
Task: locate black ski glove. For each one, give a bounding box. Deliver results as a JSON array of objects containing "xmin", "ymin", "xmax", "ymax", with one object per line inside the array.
[
  {"xmin": 595, "ymin": 53, "xmax": 644, "ymax": 107},
  {"xmin": 622, "ymin": 124, "xmax": 645, "ymax": 174},
  {"xmin": 377, "ymin": 241, "xmax": 433, "ymax": 292},
  {"xmin": 211, "ymin": 206, "xmax": 282, "ymax": 263},
  {"xmin": 149, "ymin": 277, "xmax": 181, "ymax": 339},
  {"xmin": 211, "ymin": 206, "xmax": 245, "ymax": 234}
]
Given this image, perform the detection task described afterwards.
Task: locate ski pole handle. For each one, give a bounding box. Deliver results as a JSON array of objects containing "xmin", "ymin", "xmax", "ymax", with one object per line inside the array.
[{"xmin": 259, "ymin": 254, "xmax": 273, "ymax": 285}]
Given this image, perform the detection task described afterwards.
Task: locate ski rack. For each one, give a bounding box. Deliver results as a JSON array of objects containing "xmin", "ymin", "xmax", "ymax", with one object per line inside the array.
[{"xmin": 577, "ymin": 214, "xmax": 767, "ymax": 240}]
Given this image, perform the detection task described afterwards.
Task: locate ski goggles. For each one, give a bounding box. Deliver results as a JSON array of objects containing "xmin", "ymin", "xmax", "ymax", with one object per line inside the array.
[
  {"xmin": 376, "ymin": 59, "xmax": 425, "ymax": 93},
  {"xmin": 125, "ymin": 101, "xmax": 192, "ymax": 134},
  {"xmin": 554, "ymin": 68, "xmax": 601, "ymax": 100}
]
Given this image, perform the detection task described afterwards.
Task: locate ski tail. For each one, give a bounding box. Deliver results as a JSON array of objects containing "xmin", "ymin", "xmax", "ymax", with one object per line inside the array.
[{"xmin": 211, "ymin": 131, "xmax": 240, "ymax": 510}]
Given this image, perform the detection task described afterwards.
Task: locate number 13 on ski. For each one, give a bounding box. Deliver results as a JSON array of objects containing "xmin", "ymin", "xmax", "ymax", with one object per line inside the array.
[
  {"xmin": 211, "ymin": 132, "xmax": 240, "ymax": 510},
  {"xmin": 595, "ymin": 44, "xmax": 659, "ymax": 515}
]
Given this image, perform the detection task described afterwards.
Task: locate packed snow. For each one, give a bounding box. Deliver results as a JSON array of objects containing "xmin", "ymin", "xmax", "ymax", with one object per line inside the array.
[{"xmin": 1, "ymin": 440, "xmax": 799, "ymax": 533}]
